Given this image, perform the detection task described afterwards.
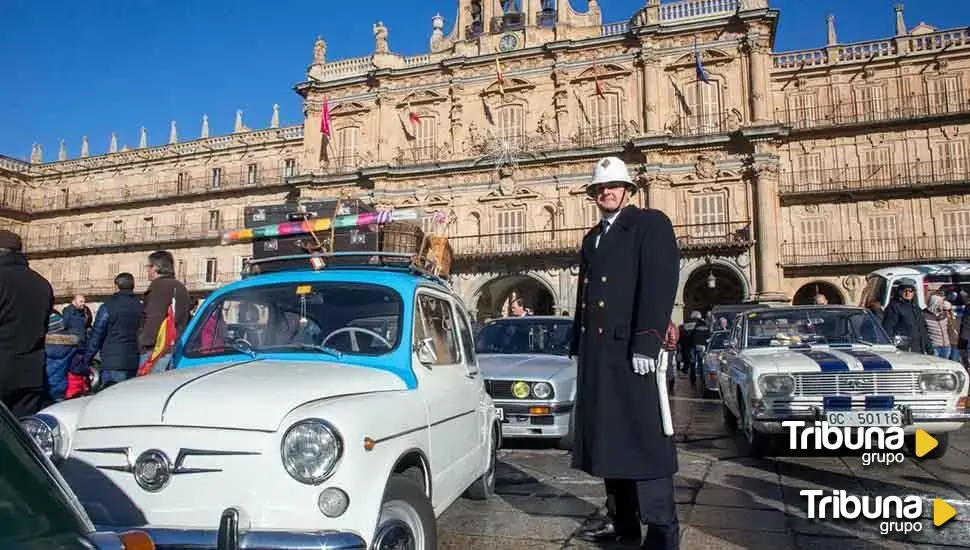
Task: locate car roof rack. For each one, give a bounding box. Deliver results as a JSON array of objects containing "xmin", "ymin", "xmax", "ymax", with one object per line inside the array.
[{"xmin": 242, "ymin": 251, "xmax": 452, "ymax": 288}]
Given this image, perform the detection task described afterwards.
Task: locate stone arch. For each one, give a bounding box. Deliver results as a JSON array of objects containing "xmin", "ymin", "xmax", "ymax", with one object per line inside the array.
[
  {"xmin": 678, "ymin": 259, "xmax": 750, "ymax": 319},
  {"xmin": 793, "ymin": 280, "xmax": 845, "ymax": 305},
  {"xmin": 468, "ymin": 273, "xmax": 559, "ymax": 322}
]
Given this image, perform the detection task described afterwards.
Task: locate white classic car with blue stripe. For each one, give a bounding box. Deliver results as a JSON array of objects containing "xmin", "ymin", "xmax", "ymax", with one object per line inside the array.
[{"xmin": 717, "ymin": 305, "xmax": 970, "ymax": 457}]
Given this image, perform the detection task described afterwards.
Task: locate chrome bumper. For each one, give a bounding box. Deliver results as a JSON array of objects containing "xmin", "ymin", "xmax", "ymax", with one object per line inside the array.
[
  {"xmin": 752, "ymin": 404, "xmax": 970, "ymax": 424},
  {"xmin": 97, "ymin": 507, "xmax": 366, "ymax": 550}
]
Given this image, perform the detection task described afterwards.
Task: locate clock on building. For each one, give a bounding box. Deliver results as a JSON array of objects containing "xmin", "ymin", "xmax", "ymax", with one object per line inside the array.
[{"xmin": 499, "ymin": 33, "xmax": 518, "ymax": 52}]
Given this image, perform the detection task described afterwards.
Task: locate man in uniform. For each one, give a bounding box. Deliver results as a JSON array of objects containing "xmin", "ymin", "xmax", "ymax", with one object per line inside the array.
[{"xmin": 570, "ymin": 157, "xmax": 680, "ymax": 549}]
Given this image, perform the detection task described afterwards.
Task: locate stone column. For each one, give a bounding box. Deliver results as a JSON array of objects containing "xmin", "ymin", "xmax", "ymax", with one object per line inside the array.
[
  {"xmin": 302, "ymin": 97, "xmax": 324, "ymax": 173},
  {"xmin": 751, "ymin": 160, "xmax": 786, "ymax": 301},
  {"xmin": 638, "ymin": 47, "xmax": 662, "ymax": 133},
  {"xmin": 747, "ymin": 36, "xmax": 771, "ymax": 123}
]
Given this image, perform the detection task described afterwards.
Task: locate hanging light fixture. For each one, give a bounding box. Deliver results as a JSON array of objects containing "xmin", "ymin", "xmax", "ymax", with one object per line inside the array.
[{"xmin": 707, "ymin": 270, "xmax": 717, "ymax": 289}]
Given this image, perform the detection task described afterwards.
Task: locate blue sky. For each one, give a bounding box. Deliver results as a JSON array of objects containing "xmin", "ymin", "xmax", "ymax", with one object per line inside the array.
[{"xmin": 1, "ymin": 0, "xmax": 967, "ymax": 161}]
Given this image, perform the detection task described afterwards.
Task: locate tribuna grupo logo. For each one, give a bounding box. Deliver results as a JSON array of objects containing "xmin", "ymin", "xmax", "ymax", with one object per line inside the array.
[
  {"xmin": 802, "ymin": 490, "xmax": 958, "ymax": 535},
  {"xmin": 782, "ymin": 420, "xmax": 942, "ymax": 467}
]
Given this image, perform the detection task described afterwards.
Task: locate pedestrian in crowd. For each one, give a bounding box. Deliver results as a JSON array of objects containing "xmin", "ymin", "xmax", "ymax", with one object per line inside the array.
[
  {"xmin": 43, "ymin": 312, "xmax": 87, "ymax": 401},
  {"xmin": 62, "ymin": 294, "xmax": 92, "ymax": 336},
  {"xmin": 138, "ymin": 251, "xmax": 191, "ymax": 374},
  {"xmin": 924, "ymin": 294, "xmax": 951, "ymax": 359},
  {"xmin": 942, "ymin": 300, "xmax": 961, "ymax": 362},
  {"xmin": 509, "ymin": 297, "xmax": 532, "ymax": 317},
  {"xmin": 687, "ymin": 311, "xmax": 710, "ymax": 384},
  {"xmin": 866, "ymin": 299, "xmax": 885, "ymax": 324},
  {"xmin": 814, "ymin": 293, "xmax": 829, "ymax": 305},
  {"xmin": 663, "ymin": 321, "xmax": 679, "ymax": 394},
  {"xmin": 570, "ymin": 156, "xmax": 680, "ymax": 549},
  {"xmin": 883, "ymin": 278, "xmax": 932, "ymax": 354},
  {"xmin": 717, "ymin": 316, "xmax": 729, "ymax": 331},
  {"xmin": 83, "ymin": 273, "xmax": 143, "ymax": 387},
  {"xmin": 0, "ymin": 229, "xmax": 56, "ymax": 416}
]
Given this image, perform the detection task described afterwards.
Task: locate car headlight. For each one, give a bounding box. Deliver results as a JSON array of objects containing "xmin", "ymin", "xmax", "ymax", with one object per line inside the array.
[
  {"xmin": 281, "ymin": 419, "xmax": 343, "ymax": 485},
  {"xmin": 21, "ymin": 415, "xmax": 63, "ymax": 462},
  {"xmin": 511, "ymin": 381, "xmax": 531, "ymax": 399},
  {"xmin": 758, "ymin": 374, "xmax": 795, "ymax": 396},
  {"xmin": 532, "ymin": 382, "xmax": 553, "ymax": 400},
  {"xmin": 919, "ymin": 372, "xmax": 959, "ymax": 393}
]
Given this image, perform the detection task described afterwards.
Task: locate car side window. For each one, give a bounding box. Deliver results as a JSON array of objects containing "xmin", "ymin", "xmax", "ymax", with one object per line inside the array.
[
  {"xmin": 414, "ymin": 293, "xmax": 460, "ymax": 365},
  {"xmin": 454, "ymin": 305, "xmax": 477, "ymax": 368}
]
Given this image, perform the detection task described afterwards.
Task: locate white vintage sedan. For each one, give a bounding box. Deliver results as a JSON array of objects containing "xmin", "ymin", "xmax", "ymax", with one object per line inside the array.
[
  {"xmin": 475, "ymin": 316, "xmax": 576, "ymax": 449},
  {"xmin": 20, "ymin": 266, "xmax": 501, "ymax": 550},
  {"xmin": 717, "ymin": 305, "xmax": 970, "ymax": 457}
]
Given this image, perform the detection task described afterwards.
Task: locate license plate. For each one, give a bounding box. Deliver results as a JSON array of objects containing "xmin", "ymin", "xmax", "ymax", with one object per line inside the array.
[
  {"xmin": 825, "ymin": 410, "xmax": 903, "ymax": 427},
  {"xmin": 495, "ymin": 407, "xmax": 504, "ymax": 422}
]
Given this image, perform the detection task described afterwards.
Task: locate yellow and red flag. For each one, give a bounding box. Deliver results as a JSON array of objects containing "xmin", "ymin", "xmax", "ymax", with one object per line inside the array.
[{"xmin": 137, "ymin": 296, "xmax": 177, "ymax": 376}]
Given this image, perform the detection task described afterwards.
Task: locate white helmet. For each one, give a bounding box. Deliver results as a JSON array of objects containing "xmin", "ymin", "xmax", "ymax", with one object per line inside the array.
[{"xmin": 587, "ymin": 156, "xmax": 637, "ymax": 196}]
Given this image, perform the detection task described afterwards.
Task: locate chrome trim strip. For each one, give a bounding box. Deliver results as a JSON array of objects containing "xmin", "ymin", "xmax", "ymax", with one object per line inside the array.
[
  {"xmin": 94, "ymin": 525, "xmax": 366, "ymax": 550},
  {"xmin": 372, "ymin": 408, "xmax": 477, "ymax": 445},
  {"xmin": 77, "ymin": 424, "xmax": 275, "ymax": 433},
  {"xmin": 75, "ymin": 446, "xmax": 260, "ymax": 475}
]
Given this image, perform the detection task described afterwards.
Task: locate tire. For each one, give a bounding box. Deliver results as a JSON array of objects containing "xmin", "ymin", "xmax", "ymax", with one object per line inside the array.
[
  {"xmin": 739, "ymin": 399, "xmax": 773, "ymax": 458},
  {"xmin": 465, "ymin": 426, "xmax": 497, "ymax": 500},
  {"xmin": 373, "ymin": 474, "xmax": 437, "ymax": 550},
  {"xmin": 907, "ymin": 432, "xmax": 950, "ymax": 460},
  {"xmin": 722, "ymin": 400, "xmax": 738, "ymax": 431}
]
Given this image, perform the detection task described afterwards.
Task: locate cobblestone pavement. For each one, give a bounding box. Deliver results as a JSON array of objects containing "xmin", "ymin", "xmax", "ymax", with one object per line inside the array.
[{"xmin": 439, "ymin": 373, "xmax": 970, "ymax": 549}]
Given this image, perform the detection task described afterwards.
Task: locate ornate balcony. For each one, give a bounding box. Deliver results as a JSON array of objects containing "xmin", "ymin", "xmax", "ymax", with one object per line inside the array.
[
  {"xmin": 666, "ymin": 112, "xmax": 739, "ymax": 138},
  {"xmin": 25, "ymin": 221, "xmax": 238, "ymax": 256},
  {"xmin": 781, "ymin": 235, "xmax": 970, "ymax": 268},
  {"xmin": 49, "ymin": 271, "xmax": 241, "ymax": 300},
  {"xmin": 449, "ymin": 221, "xmax": 753, "ymax": 264},
  {"xmin": 780, "ymin": 162, "xmax": 970, "ymax": 203},
  {"xmin": 775, "ymin": 91, "xmax": 970, "ymax": 132}
]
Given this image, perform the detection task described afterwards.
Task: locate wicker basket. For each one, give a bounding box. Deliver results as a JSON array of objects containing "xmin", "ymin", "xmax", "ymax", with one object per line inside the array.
[{"xmin": 379, "ymin": 221, "xmax": 425, "ymax": 256}]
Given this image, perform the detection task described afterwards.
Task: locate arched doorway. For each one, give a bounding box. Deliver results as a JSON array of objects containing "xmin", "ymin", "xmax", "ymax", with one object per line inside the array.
[
  {"xmin": 474, "ymin": 275, "xmax": 555, "ymax": 322},
  {"xmin": 683, "ymin": 264, "xmax": 745, "ymax": 316},
  {"xmin": 793, "ymin": 281, "xmax": 844, "ymax": 305}
]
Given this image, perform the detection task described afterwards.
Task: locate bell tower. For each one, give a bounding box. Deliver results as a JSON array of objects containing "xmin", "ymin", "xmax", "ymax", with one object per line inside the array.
[{"xmin": 432, "ymin": 0, "xmax": 601, "ymax": 55}]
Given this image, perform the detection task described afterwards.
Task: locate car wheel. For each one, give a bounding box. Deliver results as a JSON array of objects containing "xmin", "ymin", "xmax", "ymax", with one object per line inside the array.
[
  {"xmin": 558, "ymin": 412, "xmax": 575, "ymax": 451},
  {"xmin": 907, "ymin": 432, "xmax": 950, "ymax": 460},
  {"xmin": 465, "ymin": 426, "xmax": 497, "ymax": 500},
  {"xmin": 739, "ymin": 399, "xmax": 772, "ymax": 458},
  {"xmin": 373, "ymin": 474, "xmax": 437, "ymax": 550}
]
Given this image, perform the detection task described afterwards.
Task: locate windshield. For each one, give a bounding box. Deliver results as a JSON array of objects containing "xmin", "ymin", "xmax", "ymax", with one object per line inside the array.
[
  {"xmin": 744, "ymin": 308, "xmax": 891, "ymax": 348},
  {"xmin": 707, "ymin": 331, "xmax": 730, "ymax": 350},
  {"xmin": 183, "ymin": 282, "xmax": 403, "ymax": 358},
  {"xmin": 475, "ymin": 319, "xmax": 573, "ymax": 356}
]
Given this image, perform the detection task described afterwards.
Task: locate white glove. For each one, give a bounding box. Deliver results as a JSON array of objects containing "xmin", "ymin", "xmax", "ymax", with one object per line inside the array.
[{"xmin": 632, "ymin": 353, "xmax": 656, "ymax": 375}]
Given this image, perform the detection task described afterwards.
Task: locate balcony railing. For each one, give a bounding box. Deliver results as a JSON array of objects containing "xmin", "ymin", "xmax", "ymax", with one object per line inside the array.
[
  {"xmin": 26, "ymin": 221, "xmax": 238, "ymax": 254},
  {"xmin": 773, "ymin": 29, "xmax": 970, "ymax": 70},
  {"xmin": 775, "ymin": 92, "xmax": 970, "ymax": 131},
  {"xmin": 449, "ymin": 221, "xmax": 753, "ymax": 261},
  {"xmin": 49, "ymin": 271, "xmax": 241, "ymax": 299},
  {"xmin": 575, "ymin": 123, "xmax": 631, "ymax": 149},
  {"xmin": 667, "ymin": 112, "xmax": 734, "ymax": 137},
  {"xmin": 781, "ymin": 235, "xmax": 970, "ymax": 268},
  {"xmin": 781, "ymin": 162, "xmax": 970, "ymax": 197}
]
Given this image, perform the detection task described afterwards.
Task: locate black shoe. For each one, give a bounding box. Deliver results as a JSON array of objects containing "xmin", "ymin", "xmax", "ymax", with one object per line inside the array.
[{"xmin": 577, "ymin": 522, "xmax": 641, "ymax": 545}]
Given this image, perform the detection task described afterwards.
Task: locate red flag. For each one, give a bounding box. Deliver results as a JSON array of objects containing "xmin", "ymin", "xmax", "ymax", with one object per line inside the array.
[
  {"xmin": 320, "ymin": 96, "xmax": 332, "ymax": 138},
  {"xmin": 409, "ymin": 111, "xmax": 421, "ymax": 125},
  {"xmin": 137, "ymin": 296, "xmax": 177, "ymax": 376}
]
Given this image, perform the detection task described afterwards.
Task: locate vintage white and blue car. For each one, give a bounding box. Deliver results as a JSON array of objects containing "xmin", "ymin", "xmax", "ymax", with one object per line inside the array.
[
  {"xmin": 717, "ymin": 305, "xmax": 970, "ymax": 457},
  {"xmin": 476, "ymin": 316, "xmax": 576, "ymax": 449},
  {"xmin": 699, "ymin": 330, "xmax": 730, "ymax": 398},
  {"xmin": 20, "ymin": 261, "xmax": 501, "ymax": 550}
]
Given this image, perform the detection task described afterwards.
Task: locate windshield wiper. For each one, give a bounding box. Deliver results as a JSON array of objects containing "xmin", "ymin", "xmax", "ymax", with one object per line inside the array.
[
  {"xmin": 228, "ymin": 338, "xmax": 258, "ymax": 359},
  {"xmin": 253, "ymin": 344, "xmax": 344, "ymax": 359}
]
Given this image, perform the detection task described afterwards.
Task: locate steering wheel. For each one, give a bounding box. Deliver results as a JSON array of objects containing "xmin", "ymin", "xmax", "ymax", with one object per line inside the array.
[{"xmin": 321, "ymin": 327, "xmax": 393, "ymax": 352}]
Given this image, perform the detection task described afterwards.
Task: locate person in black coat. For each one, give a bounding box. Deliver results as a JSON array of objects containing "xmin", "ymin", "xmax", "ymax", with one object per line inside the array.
[
  {"xmin": 82, "ymin": 273, "xmax": 144, "ymax": 387},
  {"xmin": 0, "ymin": 230, "xmax": 56, "ymax": 417},
  {"xmin": 882, "ymin": 278, "xmax": 932, "ymax": 354},
  {"xmin": 570, "ymin": 157, "xmax": 680, "ymax": 550}
]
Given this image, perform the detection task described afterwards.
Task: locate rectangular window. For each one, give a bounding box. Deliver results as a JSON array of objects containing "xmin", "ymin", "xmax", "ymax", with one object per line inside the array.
[
  {"xmin": 78, "ymin": 264, "xmax": 90, "ymax": 283},
  {"xmin": 586, "ymin": 201, "xmax": 600, "ymax": 227},
  {"xmin": 176, "ymin": 172, "xmax": 187, "ymax": 194},
  {"xmin": 934, "ymin": 141, "xmax": 967, "ymax": 180},
  {"xmin": 862, "ymin": 148, "xmax": 892, "ymax": 187},
  {"xmin": 413, "ymin": 294, "xmax": 460, "ymax": 365},
  {"xmin": 867, "ymin": 215, "xmax": 899, "ymax": 257},
  {"xmin": 336, "ymin": 127, "xmax": 358, "ymax": 168},
  {"xmin": 942, "ymin": 210, "xmax": 970, "ymax": 254},
  {"xmin": 412, "ymin": 117, "xmax": 437, "ymax": 160},
  {"xmin": 204, "ymin": 258, "xmax": 218, "ymax": 284},
  {"xmin": 789, "ymin": 94, "xmax": 819, "ymax": 128},
  {"xmin": 211, "ymin": 167, "xmax": 222, "ymax": 188},
  {"xmin": 856, "ymin": 86, "xmax": 885, "ymax": 123},
  {"xmin": 284, "ymin": 159, "xmax": 296, "ymax": 177},
  {"xmin": 247, "ymin": 163, "xmax": 258, "ymax": 184},
  {"xmin": 587, "ymin": 93, "xmax": 621, "ymax": 144},
  {"xmin": 496, "ymin": 208, "xmax": 525, "ymax": 249},
  {"xmin": 177, "ymin": 260, "xmax": 186, "ymax": 281},
  {"xmin": 800, "ymin": 218, "xmax": 826, "ymax": 259},
  {"xmin": 107, "ymin": 261, "xmax": 120, "ymax": 278},
  {"xmin": 931, "ymin": 77, "xmax": 962, "ymax": 115},
  {"xmin": 682, "ymin": 80, "xmax": 720, "ymax": 134},
  {"xmin": 497, "ymin": 106, "xmax": 524, "ymax": 147},
  {"xmin": 690, "ymin": 194, "xmax": 727, "ymax": 237},
  {"xmin": 208, "ymin": 210, "xmax": 221, "ymax": 231},
  {"xmin": 796, "ymin": 154, "xmax": 823, "ymax": 189}
]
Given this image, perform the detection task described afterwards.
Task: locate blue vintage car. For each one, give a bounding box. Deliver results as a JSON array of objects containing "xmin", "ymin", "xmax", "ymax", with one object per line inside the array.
[{"xmin": 23, "ymin": 252, "xmax": 501, "ymax": 550}]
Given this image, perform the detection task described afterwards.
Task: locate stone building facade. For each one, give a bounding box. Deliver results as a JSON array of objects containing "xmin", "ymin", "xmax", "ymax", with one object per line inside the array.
[{"xmin": 2, "ymin": 0, "xmax": 969, "ymax": 321}]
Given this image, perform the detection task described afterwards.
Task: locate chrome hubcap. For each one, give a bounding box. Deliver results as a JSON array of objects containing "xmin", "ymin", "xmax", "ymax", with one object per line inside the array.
[{"xmin": 373, "ymin": 501, "xmax": 423, "ymax": 550}]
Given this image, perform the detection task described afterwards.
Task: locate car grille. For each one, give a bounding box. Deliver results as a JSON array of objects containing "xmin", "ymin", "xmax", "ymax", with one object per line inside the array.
[
  {"xmin": 485, "ymin": 379, "xmax": 515, "ymax": 400},
  {"xmin": 794, "ymin": 372, "xmax": 920, "ymax": 396}
]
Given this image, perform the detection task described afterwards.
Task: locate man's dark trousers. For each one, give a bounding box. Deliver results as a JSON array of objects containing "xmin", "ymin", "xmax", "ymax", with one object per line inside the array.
[
  {"xmin": 2, "ymin": 388, "xmax": 53, "ymax": 417},
  {"xmin": 606, "ymin": 476, "xmax": 679, "ymax": 549}
]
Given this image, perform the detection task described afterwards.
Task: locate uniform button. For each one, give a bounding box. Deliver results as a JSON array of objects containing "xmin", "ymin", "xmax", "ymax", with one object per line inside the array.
[
  {"xmin": 601, "ymin": 276, "xmax": 607, "ymax": 283},
  {"xmin": 598, "ymin": 300, "xmax": 605, "ymax": 308},
  {"xmin": 581, "ymin": 326, "xmax": 586, "ymax": 333},
  {"xmin": 597, "ymin": 327, "xmax": 604, "ymax": 334}
]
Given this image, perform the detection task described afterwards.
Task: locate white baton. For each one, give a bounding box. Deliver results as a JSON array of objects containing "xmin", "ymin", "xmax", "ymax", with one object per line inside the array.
[{"xmin": 656, "ymin": 348, "xmax": 675, "ymax": 436}]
